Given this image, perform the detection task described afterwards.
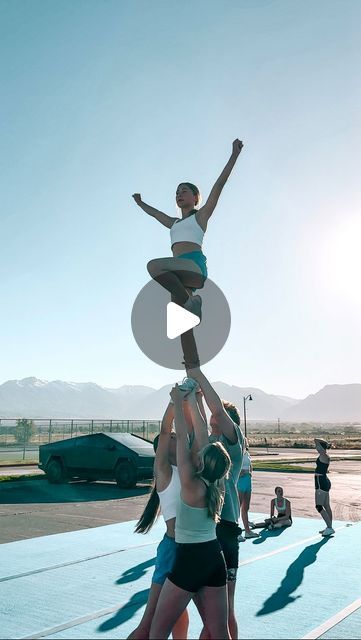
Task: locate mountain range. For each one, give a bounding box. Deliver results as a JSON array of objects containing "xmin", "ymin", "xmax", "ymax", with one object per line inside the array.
[{"xmin": 0, "ymin": 377, "xmax": 360, "ymax": 422}]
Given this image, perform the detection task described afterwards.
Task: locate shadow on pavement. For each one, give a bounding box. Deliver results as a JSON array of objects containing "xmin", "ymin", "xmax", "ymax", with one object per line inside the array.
[
  {"xmin": 0, "ymin": 477, "xmax": 151, "ymax": 504},
  {"xmin": 256, "ymin": 537, "xmax": 331, "ymax": 615},
  {"xmin": 98, "ymin": 588, "xmax": 150, "ymax": 632}
]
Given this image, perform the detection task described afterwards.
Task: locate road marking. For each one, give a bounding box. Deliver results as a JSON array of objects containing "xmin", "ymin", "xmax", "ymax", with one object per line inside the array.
[
  {"xmin": 14, "ymin": 523, "xmax": 356, "ymax": 639},
  {"xmin": 21, "ymin": 597, "xmax": 147, "ymax": 639},
  {"xmin": 239, "ymin": 523, "xmax": 349, "ymax": 567},
  {"xmin": 302, "ymin": 596, "xmax": 361, "ymax": 639},
  {"xmin": 0, "ymin": 541, "xmax": 157, "ymax": 583}
]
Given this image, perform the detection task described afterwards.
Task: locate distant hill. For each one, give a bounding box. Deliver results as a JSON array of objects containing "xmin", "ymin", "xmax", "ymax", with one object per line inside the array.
[
  {"xmin": 0, "ymin": 378, "xmax": 359, "ymax": 422},
  {"xmin": 281, "ymin": 384, "xmax": 361, "ymax": 422}
]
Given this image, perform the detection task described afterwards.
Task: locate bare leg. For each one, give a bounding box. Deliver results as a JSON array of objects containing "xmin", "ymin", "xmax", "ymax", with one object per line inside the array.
[
  {"xmin": 239, "ymin": 491, "xmax": 251, "ymax": 533},
  {"xmin": 172, "ymin": 609, "xmax": 189, "ymax": 640},
  {"xmin": 127, "ymin": 583, "xmax": 162, "ymax": 639},
  {"xmin": 181, "ymin": 329, "xmax": 200, "ymax": 368},
  {"xmin": 196, "ymin": 585, "xmax": 231, "ymax": 640},
  {"xmin": 149, "ymin": 578, "xmax": 193, "ymax": 640},
  {"xmin": 147, "ymin": 257, "xmax": 204, "ymax": 305},
  {"xmin": 316, "ymin": 490, "xmax": 332, "ymax": 528},
  {"xmin": 324, "ymin": 492, "xmax": 333, "ymax": 528},
  {"xmin": 227, "ymin": 580, "xmax": 238, "ymax": 640}
]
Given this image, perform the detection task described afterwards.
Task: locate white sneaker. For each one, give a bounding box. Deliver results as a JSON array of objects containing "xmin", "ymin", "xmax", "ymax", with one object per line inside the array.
[
  {"xmin": 248, "ymin": 521, "xmax": 256, "ymax": 528},
  {"xmin": 245, "ymin": 531, "xmax": 259, "ymax": 538},
  {"xmin": 321, "ymin": 527, "xmax": 335, "ymax": 537},
  {"xmin": 319, "ymin": 528, "xmax": 327, "ymax": 534},
  {"xmin": 238, "ymin": 534, "xmax": 246, "ymax": 542}
]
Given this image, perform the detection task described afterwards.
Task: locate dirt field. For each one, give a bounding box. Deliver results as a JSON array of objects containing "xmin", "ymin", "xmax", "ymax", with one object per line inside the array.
[{"xmin": 1, "ymin": 458, "xmax": 360, "ymax": 544}]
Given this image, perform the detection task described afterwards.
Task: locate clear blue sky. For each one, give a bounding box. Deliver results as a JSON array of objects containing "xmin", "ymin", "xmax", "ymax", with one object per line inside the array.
[{"xmin": 1, "ymin": 0, "xmax": 360, "ymax": 398}]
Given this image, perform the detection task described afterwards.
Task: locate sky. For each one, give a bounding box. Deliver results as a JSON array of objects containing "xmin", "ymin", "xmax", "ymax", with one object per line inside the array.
[{"xmin": 1, "ymin": 0, "xmax": 360, "ymax": 399}]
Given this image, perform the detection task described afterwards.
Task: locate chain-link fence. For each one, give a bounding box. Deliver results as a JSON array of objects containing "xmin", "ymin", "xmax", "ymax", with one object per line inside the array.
[
  {"xmin": 1, "ymin": 418, "xmax": 360, "ymax": 463},
  {"xmin": 0, "ymin": 418, "xmax": 161, "ymax": 462}
]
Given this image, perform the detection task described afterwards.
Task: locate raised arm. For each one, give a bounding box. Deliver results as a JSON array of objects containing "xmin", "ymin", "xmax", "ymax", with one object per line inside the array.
[
  {"xmin": 154, "ymin": 401, "xmax": 174, "ymax": 478},
  {"xmin": 132, "ymin": 193, "xmax": 177, "ymax": 229},
  {"xmin": 197, "ymin": 139, "xmax": 244, "ymax": 227},
  {"xmin": 185, "ymin": 390, "xmax": 210, "ymax": 451},
  {"xmin": 170, "ymin": 385, "xmax": 197, "ymax": 493},
  {"xmin": 270, "ymin": 498, "xmax": 275, "ymax": 518},
  {"xmin": 187, "ymin": 367, "xmax": 238, "ymax": 443}
]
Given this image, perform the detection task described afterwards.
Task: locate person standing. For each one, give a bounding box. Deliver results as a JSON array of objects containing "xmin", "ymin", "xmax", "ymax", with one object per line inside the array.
[
  {"xmin": 149, "ymin": 384, "xmax": 231, "ymax": 640},
  {"xmin": 185, "ymin": 367, "xmax": 244, "ymax": 640},
  {"xmin": 314, "ymin": 438, "xmax": 335, "ymax": 537},
  {"xmin": 237, "ymin": 439, "xmax": 258, "ymax": 539}
]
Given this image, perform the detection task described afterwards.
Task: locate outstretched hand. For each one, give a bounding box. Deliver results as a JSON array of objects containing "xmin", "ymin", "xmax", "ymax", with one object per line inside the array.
[
  {"xmin": 170, "ymin": 383, "xmax": 190, "ymax": 404},
  {"xmin": 232, "ymin": 139, "xmax": 244, "ymax": 156},
  {"xmin": 132, "ymin": 193, "xmax": 142, "ymax": 205}
]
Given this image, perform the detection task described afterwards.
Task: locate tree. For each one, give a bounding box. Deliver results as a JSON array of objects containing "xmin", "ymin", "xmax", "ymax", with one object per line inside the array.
[{"xmin": 15, "ymin": 419, "xmax": 35, "ymax": 444}]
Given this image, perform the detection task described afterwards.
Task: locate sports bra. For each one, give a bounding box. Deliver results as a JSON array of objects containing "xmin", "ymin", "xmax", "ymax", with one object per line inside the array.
[
  {"xmin": 157, "ymin": 465, "xmax": 181, "ymax": 522},
  {"xmin": 275, "ymin": 498, "xmax": 286, "ymax": 514},
  {"xmin": 170, "ymin": 211, "xmax": 205, "ymax": 248},
  {"xmin": 315, "ymin": 456, "xmax": 329, "ymax": 475}
]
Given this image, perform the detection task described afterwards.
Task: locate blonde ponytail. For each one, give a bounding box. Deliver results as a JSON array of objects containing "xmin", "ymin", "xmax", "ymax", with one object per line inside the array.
[{"xmin": 206, "ymin": 478, "xmax": 225, "ymax": 522}]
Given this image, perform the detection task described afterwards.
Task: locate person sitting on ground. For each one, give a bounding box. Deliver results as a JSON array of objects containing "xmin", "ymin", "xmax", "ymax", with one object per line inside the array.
[{"xmin": 252, "ymin": 486, "xmax": 292, "ymax": 530}]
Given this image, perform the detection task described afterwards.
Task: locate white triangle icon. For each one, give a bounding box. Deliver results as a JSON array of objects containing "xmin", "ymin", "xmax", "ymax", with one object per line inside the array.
[{"xmin": 167, "ymin": 302, "xmax": 200, "ymax": 339}]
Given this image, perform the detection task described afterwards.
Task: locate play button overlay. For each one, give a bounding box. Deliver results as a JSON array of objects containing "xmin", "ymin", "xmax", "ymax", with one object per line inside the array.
[
  {"xmin": 131, "ymin": 277, "xmax": 231, "ymax": 369},
  {"xmin": 167, "ymin": 302, "xmax": 200, "ymax": 339}
]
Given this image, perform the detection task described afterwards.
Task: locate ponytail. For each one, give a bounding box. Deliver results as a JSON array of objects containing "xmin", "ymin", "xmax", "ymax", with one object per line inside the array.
[
  {"xmin": 134, "ymin": 481, "xmax": 160, "ymax": 534},
  {"xmin": 205, "ymin": 479, "xmax": 225, "ymax": 523}
]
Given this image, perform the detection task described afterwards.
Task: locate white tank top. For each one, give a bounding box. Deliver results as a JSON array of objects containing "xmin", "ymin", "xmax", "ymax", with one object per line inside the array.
[
  {"xmin": 157, "ymin": 465, "xmax": 181, "ymax": 522},
  {"xmin": 170, "ymin": 212, "xmax": 205, "ymax": 247},
  {"xmin": 241, "ymin": 450, "xmax": 251, "ymax": 473}
]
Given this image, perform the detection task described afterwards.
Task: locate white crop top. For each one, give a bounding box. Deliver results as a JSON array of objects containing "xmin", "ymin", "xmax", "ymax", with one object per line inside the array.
[
  {"xmin": 157, "ymin": 465, "xmax": 181, "ymax": 522},
  {"xmin": 241, "ymin": 451, "xmax": 251, "ymax": 473},
  {"xmin": 170, "ymin": 212, "xmax": 205, "ymax": 248}
]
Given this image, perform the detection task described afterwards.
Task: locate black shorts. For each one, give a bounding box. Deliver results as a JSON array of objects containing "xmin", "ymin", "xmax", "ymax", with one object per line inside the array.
[
  {"xmin": 315, "ymin": 475, "xmax": 331, "ymax": 492},
  {"xmin": 216, "ymin": 519, "xmax": 239, "ymax": 574},
  {"xmin": 168, "ymin": 539, "xmax": 227, "ymax": 593}
]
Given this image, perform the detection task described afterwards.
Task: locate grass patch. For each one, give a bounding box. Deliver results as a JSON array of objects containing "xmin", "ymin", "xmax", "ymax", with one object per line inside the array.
[
  {"xmin": 0, "ymin": 473, "xmax": 45, "ymax": 483},
  {"xmin": 253, "ymin": 462, "xmax": 313, "ymax": 473},
  {"xmin": 0, "ymin": 460, "xmax": 38, "ymax": 467}
]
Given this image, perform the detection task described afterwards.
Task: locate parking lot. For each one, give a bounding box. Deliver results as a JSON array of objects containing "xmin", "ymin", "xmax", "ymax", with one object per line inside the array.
[{"xmin": 1, "ymin": 459, "xmax": 360, "ymax": 544}]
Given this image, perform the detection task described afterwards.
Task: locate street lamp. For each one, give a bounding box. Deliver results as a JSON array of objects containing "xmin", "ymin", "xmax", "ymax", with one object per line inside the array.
[{"xmin": 243, "ymin": 394, "xmax": 253, "ymax": 438}]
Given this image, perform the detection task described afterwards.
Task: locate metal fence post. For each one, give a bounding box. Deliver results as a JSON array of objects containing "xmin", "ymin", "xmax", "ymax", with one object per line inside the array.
[
  {"xmin": 48, "ymin": 419, "xmax": 52, "ymax": 444},
  {"xmin": 91, "ymin": 419, "xmax": 94, "ymax": 435},
  {"xmin": 71, "ymin": 419, "xmax": 73, "ymax": 439}
]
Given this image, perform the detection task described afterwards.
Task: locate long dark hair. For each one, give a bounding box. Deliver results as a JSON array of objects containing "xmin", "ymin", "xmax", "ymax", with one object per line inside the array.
[{"xmin": 134, "ymin": 479, "xmax": 160, "ymax": 534}]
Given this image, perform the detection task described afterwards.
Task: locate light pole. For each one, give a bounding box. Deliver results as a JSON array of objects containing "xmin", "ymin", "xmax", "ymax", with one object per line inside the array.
[{"xmin": 243, "ymin": 394, "xmax": 253, "ymax": 438}]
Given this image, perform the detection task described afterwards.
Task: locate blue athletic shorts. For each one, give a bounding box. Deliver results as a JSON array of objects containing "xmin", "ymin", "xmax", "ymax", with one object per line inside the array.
[
  {"xmin": 237, "ymin": 473, "xmax": 252, "ymax": 493},
  {"xmin": 152, "ymin": 533, "xmax": 178, "ymax": 585},
  {"xmin": 178, "ymin": 251, "xmax": 208, "ymax": 279}
]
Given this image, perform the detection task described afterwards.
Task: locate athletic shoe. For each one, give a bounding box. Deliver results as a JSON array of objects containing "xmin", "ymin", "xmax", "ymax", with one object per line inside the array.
[
  {"xmin": 249, "ymin": 521, "xmax": 256, "ymax": 528},
  {"xmin": 319, "ymin": 528, "xmax": 327, "ymax": 534},
  {"xmin": 321, "ymin": 527, "xmax": 335, "ymax": 537},
  {"xmin": 238, "ymin": 534, "xmax": 246, "ymax": 542},
  {"xmin": 245, "ymin": 531, "xmax": 259, "ymax": 539},
  {"xmin": 178, "ymin": 377, "xmax": 200, "ymax": 393}
]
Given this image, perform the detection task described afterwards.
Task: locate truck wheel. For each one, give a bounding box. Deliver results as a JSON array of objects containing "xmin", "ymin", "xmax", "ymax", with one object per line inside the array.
[
  {"xmin": 46, "ymin": 459, "xmax": 66, "ymax": 484},
  {"xmin": 116, "ymin": 462, "xmax": 137, "ymax": 489}
]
